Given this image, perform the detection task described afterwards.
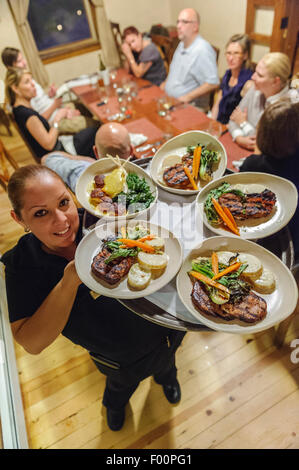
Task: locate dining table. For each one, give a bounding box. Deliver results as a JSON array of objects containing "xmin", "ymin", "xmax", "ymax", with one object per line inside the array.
[{"xmin": 70, "ymin": 68, "xmax": 252, "ymax": 171}]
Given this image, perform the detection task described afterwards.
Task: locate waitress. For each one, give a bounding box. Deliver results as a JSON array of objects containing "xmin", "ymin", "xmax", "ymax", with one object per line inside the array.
[{"xmin": 1, "ymin": 165, "xmax": 185, "ymax": 431}]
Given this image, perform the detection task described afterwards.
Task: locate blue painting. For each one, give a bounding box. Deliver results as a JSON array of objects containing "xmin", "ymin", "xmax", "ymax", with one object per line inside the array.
[{"xmin": 28, "ymin": 0, "xmax": 92, "ymax": 51}]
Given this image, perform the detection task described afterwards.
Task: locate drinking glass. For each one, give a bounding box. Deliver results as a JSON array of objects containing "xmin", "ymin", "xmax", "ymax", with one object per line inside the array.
[
  {"xmin": 207, "ymin": 120, "xmax": 222, "ymax": 139},
  {"xmin": 157, "ymin": 97, "xmax": 172, "ymax": 120}
]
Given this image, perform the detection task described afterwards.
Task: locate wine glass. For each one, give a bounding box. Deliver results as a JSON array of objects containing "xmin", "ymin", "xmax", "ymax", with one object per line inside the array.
[{"xmin": 157, "ymin": 97, "xmax": 172, "ymax": 120}]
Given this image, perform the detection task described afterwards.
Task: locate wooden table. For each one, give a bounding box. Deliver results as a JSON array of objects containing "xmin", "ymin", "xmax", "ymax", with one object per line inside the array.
[{"xmin": 71, "ymin": 69, "xmax": 251, "ymax": 169}]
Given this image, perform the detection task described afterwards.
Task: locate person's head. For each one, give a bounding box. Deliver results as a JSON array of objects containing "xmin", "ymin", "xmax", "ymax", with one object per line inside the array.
[
  {"xmin": 256, "ymin": 98, "xmax": 299, "ymax": 159},
  {"xmin": 1, "ymin": 47, "xmax": 27, "ymax": 69},
  {"xmin": 8, "ymin": 165, "xmax": 79, "ymax": 252},
  {"xmin": 122, "ymin": 26, "xmax": 143, "ymax": 53},
  {"xmin": 5, "ymin": 67, "xmax": 36, "ymax": 106},
  {"xmin": 225, "ymin": 34, "xmax": 251, "ymax": 72},
  {"xmin": 93, "ymin": 123, "xmax": 132, "ymax": 160},
  {"xmin": 176, "ymin": 8, "xmax": 200, "ymax": 46},
  {"xmin": 252, "ymin": 52, "xmax": 291, "ymax": 98}
]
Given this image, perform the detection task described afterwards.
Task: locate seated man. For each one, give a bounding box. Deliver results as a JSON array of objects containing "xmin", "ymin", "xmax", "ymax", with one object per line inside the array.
[
  {"xmin": 161, "ymin": 8, "xmax": 219, "ymax": 110},
  {"xmin": 1, "ymin": 47, "xmax": 96, "ymax": 134},
  {"xmin": 41, "ymin": 122, "xmax": 134, "ymax": 193}
]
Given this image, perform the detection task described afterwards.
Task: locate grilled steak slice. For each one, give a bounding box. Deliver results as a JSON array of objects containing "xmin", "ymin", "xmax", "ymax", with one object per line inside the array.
[
  {"xmin": 163, "ymin": 155, "xmax": 193, "ymax": 189},
  {"xmin": 218, "ymin": 193, "xmax": 246, "ymax": 220},
  {"xmin": 218, "ymin": 189, "xmax": 276, "ymax": 220},
  {"xmin": 244, "ymin": 189, "xmax": 276, "ymax": 218},
  {"xmin": 191, "ymin": 281, "xmax": 223, "ymax": 317},
  {"xmin": 90, "ymin": 188, "xmax": 106, "ymax": 199},
  {"xmin": 91, "ymin": 247, "xmax": 135, "ymax": 285},
  {"xmin": 191, "ymin": 281, "xmax": 267, "ymax": 324},
  {"xmin": 221, "ymin": 291, "xmax": 267, "ymax": 323}
]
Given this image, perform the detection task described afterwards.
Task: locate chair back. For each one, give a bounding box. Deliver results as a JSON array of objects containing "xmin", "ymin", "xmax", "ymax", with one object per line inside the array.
[
  {"xmin": 150, "ymin": 34, "xmax": 179, "ymax": 71},
  {"xmin": 110, "ymin": 21, "xmax": 126, "ymax": 65},
  {"xmin": 9, "ymin": 112, "xmax": 40, "ymax": 164},
  {"xmin": 0, "ymin": 137, "xmax": 19, "ymax": 191},
  {"xmin": 209, "ymin": 45, "xmax": 220, "ymax": 110}
]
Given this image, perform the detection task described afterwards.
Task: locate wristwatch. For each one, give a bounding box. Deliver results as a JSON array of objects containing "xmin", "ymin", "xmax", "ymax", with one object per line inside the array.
[
  {"xmin": 53, "ymin": 122, "xmax": 59, "ymax": 129},
  {"xmin": 239, "ymin": 121, "xmax": 247, "ymax": 130}
]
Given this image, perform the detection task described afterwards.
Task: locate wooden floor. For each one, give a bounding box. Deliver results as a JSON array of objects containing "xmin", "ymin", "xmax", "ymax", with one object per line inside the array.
[{"xmin": 1, "ymin": 124, "xmax": 299, "ymax": 450}]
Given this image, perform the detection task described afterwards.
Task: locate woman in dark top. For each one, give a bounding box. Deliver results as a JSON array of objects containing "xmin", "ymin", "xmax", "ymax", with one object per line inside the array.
[
  {"xmin": 121, "ymin": 26, "xmax": 167, "ymax": 86},
  {"xmin": 5, "ymin": 67, "xmax": 97, "ymax": 160},
  {"xmin": 240, "ymin": 98, "xmax": 299, "ymax": 259},
  {"xmin": 1, "ymin": 165, "xmax": 185, "ymax": 431},
  {"xmin": 211, "ymin": 34, "xmax": 253, "ymax": 124}
]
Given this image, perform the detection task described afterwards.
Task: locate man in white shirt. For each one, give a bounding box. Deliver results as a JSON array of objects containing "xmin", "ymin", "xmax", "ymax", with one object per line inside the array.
[{"xmin": 161, "ymin": 8, "xmax": 219, "ymax": 110}]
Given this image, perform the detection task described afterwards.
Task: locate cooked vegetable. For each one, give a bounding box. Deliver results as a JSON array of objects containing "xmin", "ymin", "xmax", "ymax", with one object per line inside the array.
[
  {"xmin": 222, "ymin": 206, "xmax": 239, "ymax": 232},
  {"xmin": 204, "ymin": 182, "xmax": 246, "ymax": 225},
  {"xmin": 252, "ymin": 268, "xmax": 276, "ymax": 294},
  {"xmin": 114, "ymin": 173, "xmax": 155, "ymax": 212},
  {"xmin": 236, "ymin": 253, "xmax": 263, "ymax": 280},
  {"xmin": 211, "ymin": 252, "xmax": 219, "ymax": 275},
  {"xmin": 137, "ymin": 235, "xmax": 155, "ymax": 242},
  {"xmin": 117, "ymin": 238, "xmax": 156, "ymax": 253},
  {"xmin": 138, "ymin": 251, "xmax": 169, "ymax": 270},
  {"xmin": 212, "ymin": 262, "xmax": 241, "ymax": 280},
  {"xmin": 189, "ymin": 270, "xmax": 230, "ymax": 293},
  {"xmin": 212, "ymin": 198, "xmax": 240, "ymax": 235},
  {"xmin": 183, "ymin": 166, "xmax": 198, "ymax": 190},
  {"xmin": 199, "ymin": 147, "xmax": 220, "ymax": 182},
  {"xmin": 128, "ymin": 263, "xmax": 152, "ymax": 290},
  {"xmin": 103, "ymin": 239, "xmax": 138, "ymax": 264},
  {"xmin": 192, "ymin": 146, "xmax": 202, "ymax": 180}
]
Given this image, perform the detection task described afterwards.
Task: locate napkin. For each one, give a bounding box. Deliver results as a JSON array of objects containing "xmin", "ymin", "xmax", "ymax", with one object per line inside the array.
[{"xmin": 129, "ymin": 133, "xmax": 148, "ymax": 147}]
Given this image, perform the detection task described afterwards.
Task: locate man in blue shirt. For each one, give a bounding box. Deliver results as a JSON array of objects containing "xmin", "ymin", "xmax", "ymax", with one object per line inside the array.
[{"xmin": 161, "ymin": 8, "xmax": 219, "ymax": 110}]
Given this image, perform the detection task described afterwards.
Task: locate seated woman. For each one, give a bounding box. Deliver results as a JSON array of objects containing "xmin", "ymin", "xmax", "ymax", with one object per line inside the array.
[
  {"xmin": 5, "ymin": 67, "xmax": 98, "ymax": 160},
  {"xmin": 121, "ymin": 26, "xmax": 167, "ymax": 86},
  {"xmin": 211, "ymin": 34, "xmax": 253, "ymax": 124},
  {"xmin": 228, "ymin": 52, "xmax": 298, "ymax": 151},
  {"xmin": 1, "ymin": 165, "xmax": 185, "ymax": 431},
  {"xmin": 239, "ymin": 98, "xmax": 299, "ymax": 259}
]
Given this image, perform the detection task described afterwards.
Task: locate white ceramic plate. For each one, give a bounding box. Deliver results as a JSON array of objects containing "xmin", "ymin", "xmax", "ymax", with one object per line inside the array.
[
  {"xmin": 176, "ymin": 236, "xmax": 298, "ymax": 334},
  {"xmin": 75, "ymin": 158, "xmax": 158, "ymax": 220},
  {"xmin": 75, "ymin": 220, "xmax": 183, "ymax": 299},
  {"xmin": 150, "ymin": 130, "xmax": 227, "ymax": 195},
  {"xmin": 196, "ymin": 172, "xmax": 298, "ymax": 240}
]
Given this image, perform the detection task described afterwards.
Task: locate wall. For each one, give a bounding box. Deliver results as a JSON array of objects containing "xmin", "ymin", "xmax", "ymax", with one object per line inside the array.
[{"xmin": 0, "ymin": 0, "xmax": 254, "ymax": 86}]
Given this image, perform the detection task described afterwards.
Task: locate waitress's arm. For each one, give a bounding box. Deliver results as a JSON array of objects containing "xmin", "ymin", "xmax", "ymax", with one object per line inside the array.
[{"xmin": 10, "ymin": 261, "xmax": 82, "ymax": 354}]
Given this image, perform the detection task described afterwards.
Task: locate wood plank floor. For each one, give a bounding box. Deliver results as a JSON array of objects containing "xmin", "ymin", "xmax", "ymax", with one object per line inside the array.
[{"xmin": 1, "ymin": 124, "xmax": 299, "ymax": 450}]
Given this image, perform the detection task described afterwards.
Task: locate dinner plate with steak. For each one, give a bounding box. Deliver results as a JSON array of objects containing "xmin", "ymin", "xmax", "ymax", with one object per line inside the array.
[
  {"xmin": 75, "ymin": 220, "xmax": 183, "ymax": 299},
  {"xmin": 176, "ymin": 236, "xmax": 298, "ymax": 334},
  {"xmin": 196, "ymin": 172, "xmax": 298, "ymax": 239},
  {"xmin": 150, "ymin": 130, "xmax": 227, "ymax": 195}
]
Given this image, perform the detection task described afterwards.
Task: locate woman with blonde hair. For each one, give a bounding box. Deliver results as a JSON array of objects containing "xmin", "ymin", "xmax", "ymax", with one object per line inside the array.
[
  {"xmin": 228, "ymin": 52, "xmax": 298, "ymax": 151},
  {"xmin": 5, "ymin": 67, "xmax": 98, "ymax": 160},
  {"xmin": 211, "ymin": 33, "xmax": 253, "ymax": 123}
]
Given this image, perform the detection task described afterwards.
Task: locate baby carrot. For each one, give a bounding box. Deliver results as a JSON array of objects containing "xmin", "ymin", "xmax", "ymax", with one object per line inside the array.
[
  {"xmin": 189, "ymin": 270, "xmax": 230, "ymax": 294},
  {"xmin": 222, "ymin": 206, "xmax": 239, "ymax": 233},
  {"xmin": 211, "ymin": 252, "xmax": 219, "ymax": 275},
  {"xmin": 212, "ymin": 198, "xmax": 240, "ymax": 236},
  {"xmin": 192, "ymin": 146, "xmax": 202, "ymax": 180},
  {"xmin": 183, "ymin": 166, "xmax": 198, "ymax": 190},
  {"xmin": 117, "ymin": 238, "xmax": 155, "ymax": 253},
  {"xmin": 212, "ymin": 262, "xmax": 241, "ymax": 280}
]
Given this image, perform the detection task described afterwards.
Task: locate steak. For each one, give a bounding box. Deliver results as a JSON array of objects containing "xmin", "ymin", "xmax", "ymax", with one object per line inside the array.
[
  {"xmin": 91, "ymin": 247, "xmax": 135, "ymax": 285},
  {"xmin": 191, "ymin": 280, "xmax": 267, "ymax": 324},
  {"xmin": 163, "ymin": 154, "xmax": 193, "ymax": 189},
  {"xmin": 94, "ymin": 174, "xmax": 105, "ymax": 188},
  {"xmin": 218, "ymin": 189, "xmax": 276, "ymax": 220}
]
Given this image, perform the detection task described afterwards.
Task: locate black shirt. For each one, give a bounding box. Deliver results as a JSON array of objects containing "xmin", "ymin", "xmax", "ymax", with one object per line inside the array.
[
  {"xmin": 240, "ymin": 152, "xmax": 299, "ymax": 259},
  {"xmin": 1, "ymin": 211, "xmax": 176, "ymax": 366}
]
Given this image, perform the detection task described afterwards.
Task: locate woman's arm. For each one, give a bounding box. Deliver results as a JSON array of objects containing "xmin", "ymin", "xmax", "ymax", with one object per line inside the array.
[
  {"xmin": 11, "ymin": 261, "xmax": 82, "ymax": 354},
  {"xmin": 41, "ymin": 97, "xmax": 63, "ymax": 121},
  {"xmin": 121, "ymin": 42, "xmax": 152, "ymax": 78},
  {"xmin": 211, "ymin": 90, "xmax": 222, "ymax": 120},
  {"xmin": 26, "ymin": 109, "xmax": 67, "ymax": 151}
]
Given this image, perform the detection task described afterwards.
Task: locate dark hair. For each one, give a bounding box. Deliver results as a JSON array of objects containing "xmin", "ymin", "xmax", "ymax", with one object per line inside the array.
[
  {"xmin": 257, "ymin": 98, "xmax": 299, "ymax": 159},
  {"xmin": 122, "ymin": 26, "xmax": 140, "ymax": 40},
  {"xmin": 226, "ymin": 34, "xmax": 251, "ymax": 69},
  {"xmin": 8, "ymin": 165, "xmax": 65, "ymax": 219},
  {"xmin": 1, "ymin": 47, "xmax": 20, "ymax": 68}
]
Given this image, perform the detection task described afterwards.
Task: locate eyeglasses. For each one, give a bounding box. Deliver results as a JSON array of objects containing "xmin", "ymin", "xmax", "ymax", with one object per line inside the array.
[
  {"xmin": 225, "ymin": 52, "xmax": 243, "ymax": 57},
  {"xmin": 176, "ymin": 19, "xmax": 197, "ymax": 25}
]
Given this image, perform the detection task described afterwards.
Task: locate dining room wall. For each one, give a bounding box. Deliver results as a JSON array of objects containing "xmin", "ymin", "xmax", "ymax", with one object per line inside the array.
[{"xmin": 0, "ymin": 0, "xmax": 250, "ymax": 87}]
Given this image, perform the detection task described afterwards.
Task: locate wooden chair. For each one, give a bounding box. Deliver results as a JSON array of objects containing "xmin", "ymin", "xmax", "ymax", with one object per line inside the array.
[
  {"xmin": 0, "ymin": 105, "xmax": 13, "ymax": 136},
  {"xmin": 110, "ymin": 21, "xmax": 126, "ymax": 65},
  {"xmin": 150, "ymin": 34, "xmax": 179, "ymax": 71},
  {"xmin": 209, "ymin": 45, "xmax": 220, "ymax": 110},
  {"xmin": 9, "ymin": 113, "xmax": 40, "ymax": 164},
  {"xmin": 0, "ymin": 137, "xmax": 19, "ymax": 191}
]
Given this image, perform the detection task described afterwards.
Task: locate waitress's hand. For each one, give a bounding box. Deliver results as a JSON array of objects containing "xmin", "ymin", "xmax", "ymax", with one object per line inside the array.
[{"xmin": 62, "ymin": 260, "xmax": 82, "ymax": 290}]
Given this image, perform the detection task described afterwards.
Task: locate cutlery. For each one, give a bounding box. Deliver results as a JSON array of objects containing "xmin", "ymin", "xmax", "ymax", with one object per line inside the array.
[{"xmin": 135, "ymin": 140, "xmax": 163, "ymax": 152}]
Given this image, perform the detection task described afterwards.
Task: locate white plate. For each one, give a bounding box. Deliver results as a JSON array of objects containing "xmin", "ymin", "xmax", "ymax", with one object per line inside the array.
[
  {"xmin": 176, "ymin": 236, "xmax": 298, "ymax": 334},
  {"xmin": 75, "ymin": 220, "xmax": 183, "ymax": 299},
  {"xmin": 150, "ymin": 130, "xmax": 227, "ymax": 195},
  {"xmin": 75, "ymin": 158, "xmax": 158, "ymax": 220},
  {"xmin": 196, "ymin": 172, "xmax": 298, "ymax": 240}
]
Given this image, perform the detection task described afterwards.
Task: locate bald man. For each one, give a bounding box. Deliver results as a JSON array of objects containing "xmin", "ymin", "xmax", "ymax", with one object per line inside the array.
[
  {"xmin": 41, "ymin": 122, "xmax": 134, "ymax": 192},
  {"xmin": 161, "ymin": 8, "xmax": 219, "ymax": 110}
]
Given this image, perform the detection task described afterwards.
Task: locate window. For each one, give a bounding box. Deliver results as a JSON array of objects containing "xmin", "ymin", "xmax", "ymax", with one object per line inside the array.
[{"xmin": 27, "ymin": 0, "xmax": 99, "ymax": 62}]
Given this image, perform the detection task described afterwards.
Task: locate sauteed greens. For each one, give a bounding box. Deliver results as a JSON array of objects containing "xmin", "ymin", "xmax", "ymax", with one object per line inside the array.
[
  {"xmin": 204, "ymin": 182, "xmax": 246, "ymax": 225},
  {"xmin": 187, "ymin": 144, "xmax": 220, "ymax": 182}
]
